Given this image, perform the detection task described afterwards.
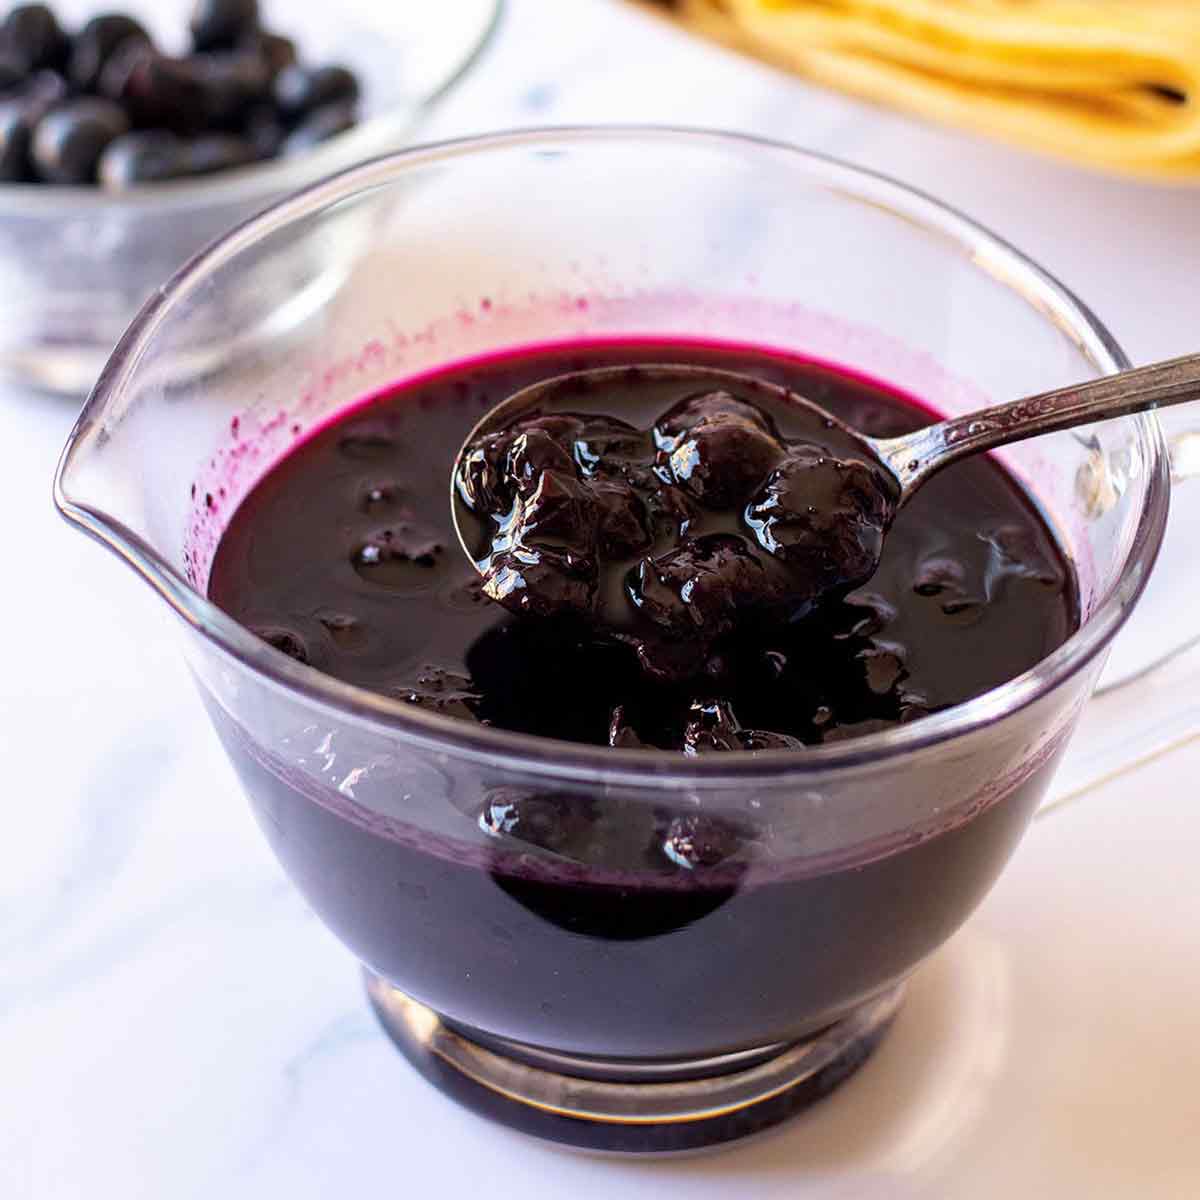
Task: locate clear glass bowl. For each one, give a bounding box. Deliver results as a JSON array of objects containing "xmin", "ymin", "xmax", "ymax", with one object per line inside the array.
[
  {"xmin": 54, "ymin": 128, "xmax": 1168, "ymax": 1153},
  {"xmin": 0, "ymin": 0, "xmax": 502, "ymax": 395}
]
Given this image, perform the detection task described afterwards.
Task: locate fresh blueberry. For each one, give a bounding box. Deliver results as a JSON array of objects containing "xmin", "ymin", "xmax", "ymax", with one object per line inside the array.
[
  {"xmin": 68, "ymin": 15, "xmax": 152, "ymax": 92},
  {"xmin": 182, "ymin": 132, "xmax": 257, "ymax": 175},
  {"xmin": 241, "ymin": 101, "xmax": 282, "ymax": 158},
  {"xmin": 98, "ymin": 130, "xmax": 187, "ymax": 187},
  {"xmin": 3, "ymin": 5, "xmax": 68, "ymax": 72},
  {"xmin": 0, "ymin": 51, "xmax": 28, "ymax": 91},
  {"xmin": 244, "ymin": 29, "xmax": 296, "ymax": 80},
  {"xmin": 194, "ymin": 48, "xmax": 272, "ymax": 127},
  {"xmin": 100, "ymin": 44, "xmax": 209, "ymax": 134},
  {"xmin": 31, "ymin": 98, "xmax": 130, "ymax": 183},
  {"xmin": 281, "ymin": 98, "xmax": 357, "ymax": 155},
  {"xmin": 274, "ymin": 63, "xmax": 359, "ymax": 121},
  {"xmin": 189, "ymin": 0, "xmax": 260, "ymax": 53}
]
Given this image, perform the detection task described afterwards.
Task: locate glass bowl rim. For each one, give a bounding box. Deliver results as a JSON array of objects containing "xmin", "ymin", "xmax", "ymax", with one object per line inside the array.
[
  {"xmin": 0, "ymin": 0, "xmax": 503, "ymax": 216},
  {"xmin": 54, "ymin": 125, "xmax": 1171, "ymax": 786}
]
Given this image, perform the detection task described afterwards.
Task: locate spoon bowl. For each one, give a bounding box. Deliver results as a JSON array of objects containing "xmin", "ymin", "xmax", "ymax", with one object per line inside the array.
[{"xmin": 451, "ymin": 353, "xmax": 1200, "ymax": 619}]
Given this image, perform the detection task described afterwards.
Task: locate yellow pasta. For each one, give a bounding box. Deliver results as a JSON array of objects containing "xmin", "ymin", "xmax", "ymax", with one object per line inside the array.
[{"xmin": 637, "ymin": 0, "xmax": 1200, "ymax": 180}]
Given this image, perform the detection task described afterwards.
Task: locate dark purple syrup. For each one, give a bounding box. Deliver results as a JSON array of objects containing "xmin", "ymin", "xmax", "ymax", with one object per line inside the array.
[{"xmin": 206, "ymin": 340, "xmax": 1076, "ymax": 1061}]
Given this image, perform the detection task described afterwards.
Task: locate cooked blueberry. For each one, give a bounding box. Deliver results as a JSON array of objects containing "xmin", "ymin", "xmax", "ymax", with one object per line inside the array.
[
  {"xmin": 337, "ymin": 430, "xmax": 395, "ymax": 460},
  {"xmin": 399, "ymin": 668, "xmax": 478, "ymax": 708},
  {"xmin": 608, "ymin": 705, "xmax": 647, "ymax": 748},
  {"xmin": 658, "ymin": 390, "xmax": 784, "ymax": 507},
  {"xmin": 517, "ymin": 469, "xmax": 598, "ymax": 555},
  {"xmin": 505, "ymin": 427, "xmax": 576, "ymax": 493},
  {"xmin": 100, "ymin": 45, "xmax": 208, "ymax": 134},
  {"xmin": 656, "ymin": 389, "xmax": 774, "ymax": 439},
  {"xmin": 838, "ymin": 591, "xmax": 898, "ymax": 639},
  {"xmin": 31, "ymin": 98, "xmax": 130, "ymax": 183},
  {"xmin": 592, "ymin": 479, "xmax": 650, "ymax": 556},
  {"xmin": 394, "ymin": 666, "xmax": 481, "ymax": 722},
  {"xmin": 255, "ymin": 626, "xmax": 309, "ymax": 663},
  {"xmin": 68, "ymin": 15, "xmax": 151, "ymax": 91},
  {"xmin": 913, "ymin": 555, "xmax": 966, "ymax": 597},
  {"xmin": 190, "ymin": 0, "xmax": 260, "ymax": 52},
  {"xmin": 317, "ymin": 610, "xmax": 366, "ymax": 649},
  {"xmin": 454, "ymin": 432, "xmax": 510, "ymax": 515},
  {"xmin": 572, "ymin": 414, "xmax": 646, "ymax": 476},
  {"xmin": 3, "ymin": 5, "xmax": 67, "ymax": 72},
  {"xmin": 898, "ymin": 691, "xmax": 932, "ymax": 723},
  {"xmin": 643, "ymin": 480, "xmax": 700, "ymax": 540},
  {"xmin": 274, "ymin": 63, "xmax": 359, "ymax": 121},
  {"xmin": 681, "ymin": 698, "xmax": 742, "ymax": 754},
  {"xmin": 858, "ymin": 643, "xmax": 907, "ymax": 695},
  {"xmin": 744, "ymin": 447, "xmax": 898, "ymax": 599},
  {"xmin": 98, "ymin": 130, "xmax": 187, "ymax": 187},
  {"xmin": 182, "ymin": 132, "xmax": 257, "ymax": 175},
  {"xmin": 281, "ymin": 99, "xmax": 357, "ymax": 155},
  {"xmin": 0, "ymin": 67, "xmax": 63, "ymax": 178},
  {"xmin": 479, "ymin": 789, "xmax": 597, "ymax": 858},
  {"xmin": 352, "ymin": 523, "xmax": 445, "ymax": 587},
  {"xmin": 482, "ymin": 545, "xmax": 597, "ymax": 619},
  {"xmin": 661, "ymin": 812, "xmax": 742, "ymax": 869},
  {"xmin": 626, "ymin": 533, "xmax": 785, "ymax": 638}
]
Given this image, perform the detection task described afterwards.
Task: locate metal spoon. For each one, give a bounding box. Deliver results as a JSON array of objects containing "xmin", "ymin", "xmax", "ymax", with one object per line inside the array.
[{"xmin": 450, "ymin": 354, "xmax": 1200, "ymax": 610}]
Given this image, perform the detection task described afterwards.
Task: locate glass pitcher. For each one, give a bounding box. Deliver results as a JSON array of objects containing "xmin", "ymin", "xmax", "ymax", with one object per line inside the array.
[{"xmin": 54, "ymin": 129, "xmax": 1169, "ymax": 1152}]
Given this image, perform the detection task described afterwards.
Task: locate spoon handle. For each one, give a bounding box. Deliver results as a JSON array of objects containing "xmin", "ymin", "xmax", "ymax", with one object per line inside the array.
[{"xmin": 875, "ymin": 351, "xmax": 1200, "ymax": 494}]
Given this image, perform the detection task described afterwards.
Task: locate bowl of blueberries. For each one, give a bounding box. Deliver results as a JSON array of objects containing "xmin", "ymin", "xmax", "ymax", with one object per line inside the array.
[{"xmin": 0, "ymin": 0, "xmax": 501, "ymax": 393}]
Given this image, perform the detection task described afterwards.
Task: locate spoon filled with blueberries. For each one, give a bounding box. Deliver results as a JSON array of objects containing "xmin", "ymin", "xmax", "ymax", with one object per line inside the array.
[
  {"xmin": 452, "ymin": 354, "xmax": 1200, "ymax": 678},
  {"xmin": 0, "ymin": 1, "xmax": 362, "ymax": 187}
]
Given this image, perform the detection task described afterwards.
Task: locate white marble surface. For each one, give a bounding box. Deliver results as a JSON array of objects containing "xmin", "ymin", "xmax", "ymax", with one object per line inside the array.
[{"xmin": 3, "ymin": 1, "xmax": 1200, "ymax": 1196}]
